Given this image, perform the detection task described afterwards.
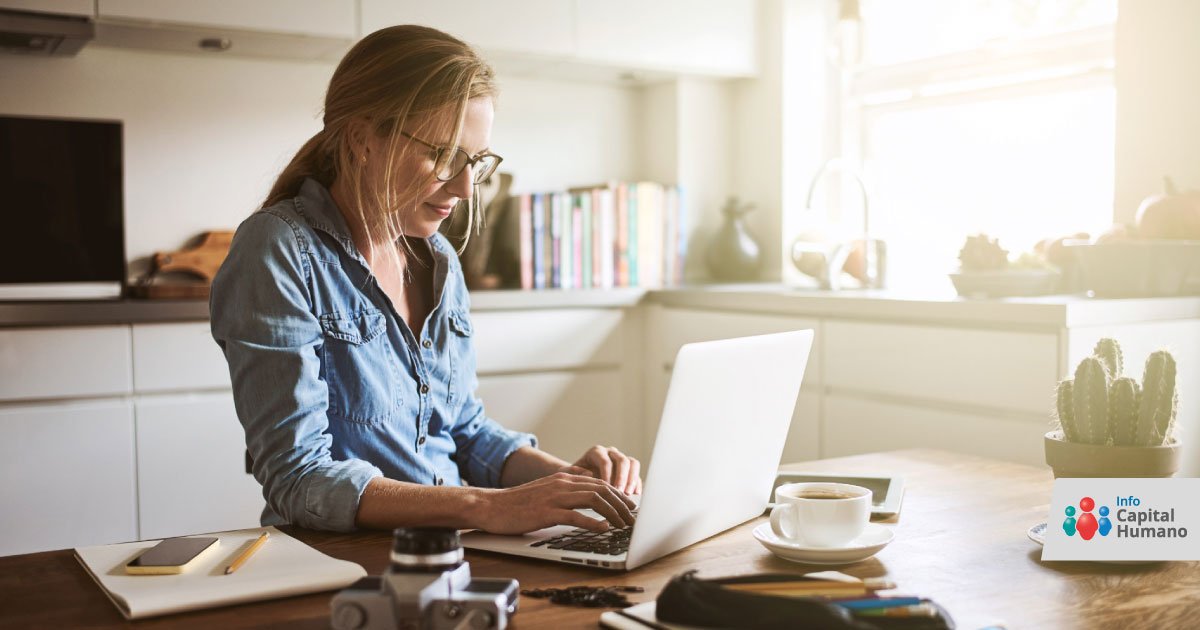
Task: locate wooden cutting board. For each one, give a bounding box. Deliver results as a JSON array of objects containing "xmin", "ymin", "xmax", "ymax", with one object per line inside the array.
[{"xmin": 129, "ymin": 231, "xmax": 234, "ymax": 299}]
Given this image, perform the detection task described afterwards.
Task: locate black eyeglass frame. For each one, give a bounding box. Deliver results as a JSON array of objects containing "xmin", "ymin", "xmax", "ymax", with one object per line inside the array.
[{"xmin": 399, "ymin": 130, "xmax": 503, "ymax": 184}]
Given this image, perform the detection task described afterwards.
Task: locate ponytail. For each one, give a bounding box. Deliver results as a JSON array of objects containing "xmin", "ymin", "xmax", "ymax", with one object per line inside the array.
[{"xmin": 263, "ymin": 129, "xmax": 335, "ymax": 208}]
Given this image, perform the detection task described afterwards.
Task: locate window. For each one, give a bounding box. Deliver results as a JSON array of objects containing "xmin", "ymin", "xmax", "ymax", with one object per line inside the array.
[{"xmin": 838, "ymin": 0, "xmax": 1117, "ymax": 290}]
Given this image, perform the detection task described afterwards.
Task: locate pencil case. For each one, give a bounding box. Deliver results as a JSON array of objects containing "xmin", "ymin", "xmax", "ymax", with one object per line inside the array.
[{"xmin": 654, "ymin": 571, "xmax": 955, "ymax": 630}]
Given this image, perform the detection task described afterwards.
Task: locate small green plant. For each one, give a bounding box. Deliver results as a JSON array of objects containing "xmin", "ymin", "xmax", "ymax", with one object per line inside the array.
[{"xmin": 1054, "ymin": 338, "xmax": 1178, "ymax": 447}]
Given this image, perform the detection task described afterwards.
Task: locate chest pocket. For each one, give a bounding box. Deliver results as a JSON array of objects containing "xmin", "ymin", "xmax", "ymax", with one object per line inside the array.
[
  {"xmin": 319, "ymin": 308, "xmax": 398, "ymax": 424},
  {"xmin": 446, "ymin": 309, "xmax": 474, "ymax": 405}
]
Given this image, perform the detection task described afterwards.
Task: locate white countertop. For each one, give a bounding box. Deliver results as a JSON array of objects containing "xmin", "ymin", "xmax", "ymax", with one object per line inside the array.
[
  {"xmin": 470, "ymin": 283, "xmax": 1200, "ymax": 329},
  {"xmin": 647, "ymin": 284, "xmax": 1200, "ymax": 328},
  {"xmin": 4, "ymin": 285, "xmax": 1199, "ymax": 328}
]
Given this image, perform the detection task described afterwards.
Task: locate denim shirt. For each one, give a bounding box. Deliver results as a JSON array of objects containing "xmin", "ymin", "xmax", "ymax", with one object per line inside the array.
[{"xmin": 210, "ymin": 177, "xmax": 537, "ymax": 532}]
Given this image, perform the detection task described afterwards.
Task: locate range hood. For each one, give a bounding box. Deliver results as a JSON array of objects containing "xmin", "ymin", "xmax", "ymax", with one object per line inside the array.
[{"xmin": 0, "ymin": 9, "xmax": 93, "ymax": 56}]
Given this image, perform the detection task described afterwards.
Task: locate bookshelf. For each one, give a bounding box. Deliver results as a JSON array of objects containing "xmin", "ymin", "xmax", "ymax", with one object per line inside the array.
[
  {"xmin": 357, "ymin": 1, "xmax": 759, "ymax": 290},
  {"xmin": 455, "ymin": 181, "xmax": 685, "ymax": 292}
]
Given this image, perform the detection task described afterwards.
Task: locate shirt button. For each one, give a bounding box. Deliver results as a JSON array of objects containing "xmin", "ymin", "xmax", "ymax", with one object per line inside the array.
[
  {"xmin": 436, "ymin": 477, "xmax": 444, "ymax": 486},
  {"xmin": 418, "ymin": 436, "xmax": 426, "ymax": 446},
  {"xmin": 422, "ymin": 339, "xmax": 432, "ymax": 349},
  {"xmin": 420, "ymin": 383, "xmax": 430, "ymax": 394}
]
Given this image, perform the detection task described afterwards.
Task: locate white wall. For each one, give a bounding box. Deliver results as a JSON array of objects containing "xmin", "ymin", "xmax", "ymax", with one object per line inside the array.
[
  {"xmin": 676, "ymin": 78, "xmax": 736, "ymax": 282},
  {"xmin": 634, "ymin": 78, "xmax": 739, "ymax": 283},
  {"xmin": 0, "ymin": 45, "xmax": 643, "ymax": 279},
  {"xmin": 732, "ymin": 0, "xmax": 835, "ymax": 284},
  {"xmin": 0, "ymin": 46, "xmax": 331, "ymax": 279},
  {"xmin": 491, "ymin": 75, "xmax": 641, "ymax": 195},
  {"xmin": 1114, "ymin": 0, "xmax": 1200, "ymax": 222}
]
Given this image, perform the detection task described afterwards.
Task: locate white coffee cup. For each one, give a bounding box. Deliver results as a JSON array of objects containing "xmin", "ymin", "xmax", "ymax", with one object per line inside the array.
[{"xmin": 769, "ymin": 482, "xmax": 872, "ymax": 548}]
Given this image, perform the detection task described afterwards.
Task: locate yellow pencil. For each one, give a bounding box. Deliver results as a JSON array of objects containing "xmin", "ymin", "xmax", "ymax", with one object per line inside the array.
[{"xmin": 225, "ymin": 531, "xmax": 270, "ymax": 575}]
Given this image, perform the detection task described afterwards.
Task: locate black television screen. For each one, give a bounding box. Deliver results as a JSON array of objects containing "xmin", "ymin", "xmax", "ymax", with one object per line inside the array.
[{"xmin": 0, "ymin": 115, "xmax": 125, "ymax": 289}]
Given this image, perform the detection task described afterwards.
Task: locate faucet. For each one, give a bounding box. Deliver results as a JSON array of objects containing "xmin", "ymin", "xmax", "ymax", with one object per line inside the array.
[{"xmin": 790, "ymin": 158, "xmax": 886, "ymax": 290}]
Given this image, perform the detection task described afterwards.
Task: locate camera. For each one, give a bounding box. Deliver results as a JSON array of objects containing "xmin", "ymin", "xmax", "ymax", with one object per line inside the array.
[{"xmin": 331, "ymin": 528, "xmax": 519, "ymax": 630}]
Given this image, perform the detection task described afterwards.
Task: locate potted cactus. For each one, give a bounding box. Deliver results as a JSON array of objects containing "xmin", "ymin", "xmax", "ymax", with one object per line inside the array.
[{"xmin": 1045, "ymin": 338, "xmax": 1182, "ymax": 478}]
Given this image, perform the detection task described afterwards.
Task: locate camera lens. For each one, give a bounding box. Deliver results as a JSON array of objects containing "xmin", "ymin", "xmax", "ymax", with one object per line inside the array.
[{"xmin": 390, "ymin": 528, "xmax": 463, "ymax": 572}]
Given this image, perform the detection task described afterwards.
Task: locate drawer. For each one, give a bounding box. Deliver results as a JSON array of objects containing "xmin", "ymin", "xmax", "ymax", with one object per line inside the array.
[
  {"xmin": 655, "ymin": 308, "xmax": 821, "ymax": 387},
  {"xmin": 132, "ymin": 323, "xmax": 231, "ymax": 393},
  {"xmin": 475, "ymin": 370, "xmax": 627, "ymax": 462},
  {"xmin": 0, "ymin": 399, "xmax": 137, "ymax": 556},
  {"xmin": 470, "ymin": 309, "xmax": 624, "ymax": 374},
  {"xmin": 135, "ymin": 392, "xmax": 263, "ymax": 539},
  {"xmin": 822, "ymin": 394, "xmax": 1047, "ymax": 467},
  {"xmin": 824, "ymin": 321, "xmax": 1057, "ymax": 415},
  {"xmin": 0, "ymin": 326, "xmax": 132, "ymax": 401}
]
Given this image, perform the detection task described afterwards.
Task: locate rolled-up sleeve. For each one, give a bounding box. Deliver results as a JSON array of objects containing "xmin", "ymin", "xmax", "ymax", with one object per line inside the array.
[
  {"xmin": 454, "ymin": 395, "xmax": 538, "ymax": 488},
  {"xmin": 210, "ymin": 211, "xmax": 381, "ymax": 532},
  {"xmin": 446, "ymin": 308, "xmax": 536, "ymax": 487}
]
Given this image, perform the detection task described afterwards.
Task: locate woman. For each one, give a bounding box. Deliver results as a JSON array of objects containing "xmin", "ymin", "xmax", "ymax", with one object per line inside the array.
[{"xmin": 211, "ymin": 25, "xmax": 640, "ymax": 535}]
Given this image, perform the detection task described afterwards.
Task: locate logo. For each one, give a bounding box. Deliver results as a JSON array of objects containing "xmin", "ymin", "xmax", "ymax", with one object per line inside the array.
[
  {"xmin": 1044, "ymin": 479, "xmax": 1200, "ymax": 561},
  {"xmin": 1063, "ymin": 496, "xmax": 1111, "ymax": 540}
]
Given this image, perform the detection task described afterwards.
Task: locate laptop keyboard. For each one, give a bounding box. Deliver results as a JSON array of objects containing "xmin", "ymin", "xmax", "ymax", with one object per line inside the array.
[{"xmin": 530, "ymin": 524, "xmax": 633, "ymax": 555}]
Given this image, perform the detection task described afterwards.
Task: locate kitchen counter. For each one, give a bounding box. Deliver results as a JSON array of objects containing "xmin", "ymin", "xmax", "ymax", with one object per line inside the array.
[
  {"xmin": 653, "ymin": 284, "xmax": 1200, "ymax": 329},
  {"xmin": 3, "ymin": 284, "xmax": 1199, "ymax": 328},
  {"xmin": 0, "ymin": 287, "xmax": 649, "ymax": 328}
]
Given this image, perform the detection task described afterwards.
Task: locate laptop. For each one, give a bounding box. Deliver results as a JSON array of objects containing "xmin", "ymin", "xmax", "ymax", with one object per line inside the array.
[{"xmin": 461, "ymin": 329, "xmax": 814, "ymax": 571}]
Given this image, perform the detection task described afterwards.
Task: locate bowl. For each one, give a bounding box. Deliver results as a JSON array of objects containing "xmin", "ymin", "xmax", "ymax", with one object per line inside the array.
[
  {"xmin": 948, "ymin": 269, "xmax": 1061, "ymax": 298},
  {"xmin": 1065, "ymin": 240, "xmax": 1200, "ymax": 297}
]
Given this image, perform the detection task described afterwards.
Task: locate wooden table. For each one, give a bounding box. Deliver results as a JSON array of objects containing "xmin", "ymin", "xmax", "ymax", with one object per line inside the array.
[{"xmin": 3, "ymin": 449, "xmax": 1198, "ymax": 629}]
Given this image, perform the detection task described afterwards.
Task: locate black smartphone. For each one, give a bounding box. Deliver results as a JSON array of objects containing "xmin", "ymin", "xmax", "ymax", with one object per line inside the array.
[{"xmin": 125, "ymin": 537, "xmax": 220, "ymax": 575}]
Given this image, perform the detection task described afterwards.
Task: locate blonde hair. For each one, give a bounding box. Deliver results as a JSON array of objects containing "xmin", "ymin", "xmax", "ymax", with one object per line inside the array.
[{"xmin": 265, "ymin": 24, "xmax": 497, "ymax": 265}]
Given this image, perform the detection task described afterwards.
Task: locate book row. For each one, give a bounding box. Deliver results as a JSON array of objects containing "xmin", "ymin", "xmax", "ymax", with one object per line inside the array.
[{"xmin": 515, "ymin": 181, "xmax": 686, "ymax": 290}]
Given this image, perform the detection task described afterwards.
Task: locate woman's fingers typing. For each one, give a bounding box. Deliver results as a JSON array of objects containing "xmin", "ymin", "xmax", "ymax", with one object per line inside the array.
[
  {"xmin": 558, "ymin": 472, "xmax": 638, "ymax": 511},
  {"xmin": 478, "ymin": 472, "xmax": 636, "ymax": 534},
  {"xmin": 560, "ymin": 490, "xmax": 630, "ymax": 529},
  {"xmin": 573, "ymin": 445, "xmax": 643, "ymax": 496}
]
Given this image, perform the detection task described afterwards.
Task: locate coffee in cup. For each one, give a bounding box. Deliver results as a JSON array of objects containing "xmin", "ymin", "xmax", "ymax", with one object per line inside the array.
[
  {"xmin": 769, "ymin": 482, "xmax": 871, "ymax": 547},
  {"xmin": 795, "ymin": 489, "xmax": 856, "ymax": 500}
]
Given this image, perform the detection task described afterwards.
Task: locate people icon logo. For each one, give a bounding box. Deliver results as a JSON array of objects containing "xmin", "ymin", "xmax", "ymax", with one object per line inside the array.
[{"xmin": 1063, "ymin": 497, "xmax": 1111, "ymax": 540}]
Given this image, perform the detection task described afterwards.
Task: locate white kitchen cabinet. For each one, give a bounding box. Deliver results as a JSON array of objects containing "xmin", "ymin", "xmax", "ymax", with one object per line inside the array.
[
  {"xmin": 575, "ymin": 0, "xmax": 758, "ymax": 77},
  {"xmin": 134, "ymin": 392, "xmax": 263, "ymax": 540},
  {"xmin": 97, "ymin": 0, "xmax": 356, "ymax": 39},
  {"xmin": 643, "ymin": 366, "xmax": 820, "ymax": 468},
  {"xmin": 0, "ymin": 0, "xmax": 93, "ymax": 16},
  {"xmin": 471, "ymin": 308, "xmax": 625, "ymax": 374},
  {"xmin": 643, "ymin": 306, "xmax": 820, "ymax": 467},
  {"xmin": 94, "ymin": 0, "xmax": 356, "ymax": 61},
  {"xmin": 0, "ymin": 326, "xmax": 132, "ymax": 402},
  {"xmin": 360, "ymin": 0, "xmax": 757, "ymax": 79},
  {"xmin": 360, "ymin": 0, "xmax": 575, "ymax": 58},
  {"xmin": 822, "ymin": 394, "xmax": 1048, "ymax": 467},
  {"xmin": 475, "ymin": 370, "xmax": 628, "ymax": 463},
  {"xmin": 132, "ymin": 322, "xmax": 231, "ymax": 393},
  {"xmin": 654, "ymin": 307, "xmax": 821, "ymax": 388},
  {"xmin": 0, "ymin": 400, "xmax": 137, "ymax": 556},
  {"xmin": 471, "ymin": 305, "xmax": 643, "ymax": 462},
  {"xmin": 824, "ymin": 321, "xmax": 1058, "ymax": 416}
]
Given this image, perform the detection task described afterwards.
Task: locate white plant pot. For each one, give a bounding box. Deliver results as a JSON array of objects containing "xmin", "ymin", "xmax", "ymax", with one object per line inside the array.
[{"xmin": 1044, "ymin": 431, "xmax": 1181, "ymax": 479}]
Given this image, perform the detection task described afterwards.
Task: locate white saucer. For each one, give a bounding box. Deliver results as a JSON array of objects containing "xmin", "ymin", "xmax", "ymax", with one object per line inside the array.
[
  {"xmin": 1027, "ymin": 522, "xmax": 1157, "ymax": 565},
  {"xmin": 753, "ymin": 522, "xmax": 894, "ymax": 565},
  {"xmin": 1027, "ymin": 521, "xmax": 1048, "ymax": 545}
]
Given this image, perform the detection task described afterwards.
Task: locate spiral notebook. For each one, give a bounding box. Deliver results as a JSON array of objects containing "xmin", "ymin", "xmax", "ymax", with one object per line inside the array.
[{"xmin": 74, "ymin": 526, "xmax": 366, "ymax": 620}]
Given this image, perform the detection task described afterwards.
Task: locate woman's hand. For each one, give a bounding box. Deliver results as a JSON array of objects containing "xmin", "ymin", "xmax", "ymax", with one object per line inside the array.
[
  {"xmin": 561, "ymin": 445, "xmax": 642, "ymax": 495},
  {"xmin": 472, "ymin": 472, "xmax": 638, "ymax": 535}
]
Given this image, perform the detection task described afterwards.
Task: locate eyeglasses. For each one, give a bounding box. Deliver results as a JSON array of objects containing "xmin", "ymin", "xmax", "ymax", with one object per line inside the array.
[{"xmin": 399, "ymin": 130, "xmax": 503, "ymax": 185}]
